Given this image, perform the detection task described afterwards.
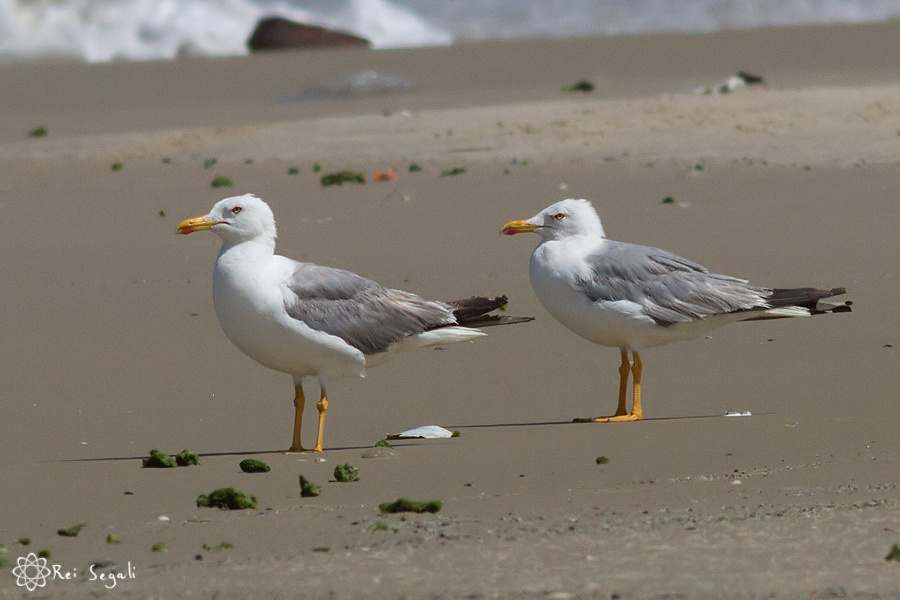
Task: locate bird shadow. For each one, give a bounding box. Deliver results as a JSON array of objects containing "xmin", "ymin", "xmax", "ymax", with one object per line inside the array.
[
  {"xmin": 57, "ymin": 413, "xmax": 767, "ymax": 463},
  {"xmin": 447, "ymin": 412, "xmax": 769, "ymax": 430},
  {"xmin": 57, "ymin": 445, "xmax": 380, "ymax": 463}
]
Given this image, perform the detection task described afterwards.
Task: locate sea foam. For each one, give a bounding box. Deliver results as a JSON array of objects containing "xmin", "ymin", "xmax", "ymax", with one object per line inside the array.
[
  {"xmin": 0, "ymin": 0, "xmax": 452, "ymax": 64},
  {"xmin": 1, "ymin": 0, "xmax": 898, "ymax": 65}
]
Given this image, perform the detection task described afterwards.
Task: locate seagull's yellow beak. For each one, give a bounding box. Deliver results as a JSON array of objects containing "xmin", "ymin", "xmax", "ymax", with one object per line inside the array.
[
  {"xmin": 500, "ymin": 219, "xmax": 539, "ymax": 235},
  {"xmin": 176, "ymin": 214, "xmax": 220, "ymax": 235}
]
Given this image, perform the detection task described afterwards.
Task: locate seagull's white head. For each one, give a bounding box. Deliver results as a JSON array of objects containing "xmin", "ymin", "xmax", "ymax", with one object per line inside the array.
[
  {"xmin": 501, "ymin": 198, "xmax": 605, "ymax": 241},
  {"xmin": 176, "ymin": 194, "xmax": 277, "ymax": 246}
]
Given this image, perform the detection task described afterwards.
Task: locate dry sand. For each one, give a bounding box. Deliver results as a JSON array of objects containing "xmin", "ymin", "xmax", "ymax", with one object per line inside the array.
[{"xmin": 0, "ymin": 21, "xmax": 898, "ymax": 599}]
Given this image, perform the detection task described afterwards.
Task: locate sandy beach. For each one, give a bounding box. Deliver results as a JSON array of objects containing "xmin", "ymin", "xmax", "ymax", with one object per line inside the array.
[{"xmin": 0, "ymin": 21, "xmax": 898, "ymax": 599}]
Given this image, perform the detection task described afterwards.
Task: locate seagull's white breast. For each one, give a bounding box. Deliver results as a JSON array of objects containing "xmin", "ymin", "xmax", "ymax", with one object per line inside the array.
[
  {"xmin": 529, "ymin": 238, "xmax": 664, "ymax": 351},
  {"xmin": 212, "ymin": 243, "xmax": 365, "ymax": 379}
]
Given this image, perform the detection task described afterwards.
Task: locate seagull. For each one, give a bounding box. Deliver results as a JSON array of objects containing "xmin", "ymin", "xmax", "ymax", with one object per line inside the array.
[
  {"xmin": 501, "ymin": 198, "xmax": 851, "ymax": 423},
  {"xmin": 177, "ymin": 194, "xmax": 532, "ymax": 452}
]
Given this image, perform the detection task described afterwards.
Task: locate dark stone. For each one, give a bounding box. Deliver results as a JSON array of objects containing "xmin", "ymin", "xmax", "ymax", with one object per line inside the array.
[{"xmin": 248, "ymin": 17, "xmax": 370, "ymax": 52}]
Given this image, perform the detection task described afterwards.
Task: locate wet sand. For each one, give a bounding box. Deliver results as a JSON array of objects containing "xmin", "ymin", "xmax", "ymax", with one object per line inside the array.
[{"xmin": 0, "ymin": 21, "xmax": 898, "ymax": 599}]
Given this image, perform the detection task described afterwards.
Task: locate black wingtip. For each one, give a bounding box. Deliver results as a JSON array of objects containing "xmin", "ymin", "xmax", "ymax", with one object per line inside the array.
[
  {"xmin": 464, "ymin": 314, "xmax": 536, "ymax": 327},
  {"xmin": 446, "ymin": 295, "xmax": 533, "ymax": 327},
  {"xmin": 767, "ymin": 286, "xmax": 852, "ymax": 314},
  {"xmin": 818, "ymin": 287, "xmax": 852, "ymax": 314}
]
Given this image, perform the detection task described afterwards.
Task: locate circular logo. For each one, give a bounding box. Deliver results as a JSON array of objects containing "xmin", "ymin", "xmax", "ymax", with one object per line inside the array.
[{"xmin": 12, "ymin": 553, "xmax": 52, "ymax": 591}]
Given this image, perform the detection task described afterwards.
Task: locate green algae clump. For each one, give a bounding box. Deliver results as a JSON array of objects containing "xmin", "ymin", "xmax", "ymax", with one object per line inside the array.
[
  {"xmin": 333, "ymin": 463, "xmax": 360, "ymax": 482},
  {"xmin": 299, "ymin": 475, "xmax": 321, "ymax": 497},
  {"xmin": 142, "ymin": 449, "xmax": 176, "ymax": 468},
  {"xmin": 239, "ymin": 459, "xmax": 271, "ymax": 473},
  {"xmin": 196, "ymin": 488, "xmax": 258, "ymax": 510},
  {"xmin": 320, "ymin": 171, "xmax": 365, "ymax": 186},
  {"xmin": 379, "ymin": 498, "xmax": 442, "ymax": 514},
  {"xmin": 175, "ymin": 450, "xmax": 200, "ymax": 466},
  {"xmin": 202, "ymin": 541, "xmax": 234, "ymax": 552},
  {"xmin": 561, "ymin": 80, "xmax": 594, "ymax": 93},
  {"xmin": 57, "ymin": 523, "xmax": 86, "ymax": 537},
  {"xmin": 440, "ymin": 167, "xmax": 467, "ymax": 177},
  {"xmin": 887, "ymin": 543, "xmax": 900, "ymax": 562}
]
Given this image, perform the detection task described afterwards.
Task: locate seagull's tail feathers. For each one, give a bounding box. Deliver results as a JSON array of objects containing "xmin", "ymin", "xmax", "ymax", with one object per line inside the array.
[
  {"xmin": 369, "ymin": 297, "xmax": 532, "ymax": 365},
  {"xmin": 381, "ymin": 327, "xmax": 487, "ymax": 359},
  {"xmin": 445, "ymin": 295, "xmax": 536, "ymax": 328},
  {"xmin": 763, "ymin": 306, "xmax": 811, "ymax": 318},
  {"xmin": 416, "ymin": 326, "xmax": 487, "ymax": 345},
  {"xmin": 749, "ymin": 287, "xmax": 852, "ymax": 321},
  {"xmin": 365, "ymin": 327, "xmax": 488, "ymax": 368}
]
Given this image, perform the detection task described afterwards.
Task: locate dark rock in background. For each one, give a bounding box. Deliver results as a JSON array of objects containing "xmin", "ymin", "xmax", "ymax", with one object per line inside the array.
[{"xmin": 248, "ymin": 17, "xmax": 370, "ymax": 52}]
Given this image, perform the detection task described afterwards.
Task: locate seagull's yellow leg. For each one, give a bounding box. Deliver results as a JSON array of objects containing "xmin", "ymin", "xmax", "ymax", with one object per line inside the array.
[
  {"xmin": 574, "ymin": 350, "xmax": 643, "ymax": 423},
  {"xmin": 286, "ymin": 383, "xmax": 307, "ymax": 453},
  {"xmin": 312, "ymin": 387, "xmax": 329, "ymax": 453},
  {"xmin": 630, "ymin": 351, "xmax": 643, "ymax": 420},
  {"xmin": 615, "ymin": 350, "xmax": 630, "ymax": 416}
]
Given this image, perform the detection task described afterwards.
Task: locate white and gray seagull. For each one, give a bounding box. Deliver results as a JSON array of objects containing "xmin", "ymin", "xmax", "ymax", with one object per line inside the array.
[
  {"xmin": 501, "ymin": 198, "xmax": 851, "ymax": 423},
  {"xmin": 178, "ymin": 194, "xmax": 532, "ymax": 452}
]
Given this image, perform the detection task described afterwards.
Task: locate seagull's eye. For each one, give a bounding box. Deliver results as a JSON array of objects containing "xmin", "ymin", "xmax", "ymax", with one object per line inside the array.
[
  {"xmin": 231, "ymin": 206, "xmax": 243, "ymax": 215},
  {"xmin": 553, "ymin": 212, "xmax": 566, "ymax": 221}
]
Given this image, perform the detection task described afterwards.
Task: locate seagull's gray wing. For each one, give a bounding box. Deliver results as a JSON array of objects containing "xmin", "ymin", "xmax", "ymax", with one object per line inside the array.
[
  {"xmin": 576, "ymin": 241, "xmax": 769, "ymax": 325},
  {"xmin": 283, "ymin": 263, "xmax": 456, "ymax": 354}
]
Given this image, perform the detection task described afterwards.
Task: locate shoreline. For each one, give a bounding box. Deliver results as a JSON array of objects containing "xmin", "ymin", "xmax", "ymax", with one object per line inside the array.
[{"xmin": 4, "ymin": 83, "xmax": 899, "ymax": 168}]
